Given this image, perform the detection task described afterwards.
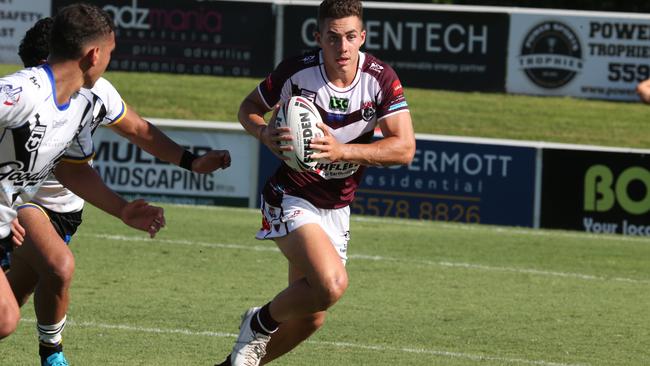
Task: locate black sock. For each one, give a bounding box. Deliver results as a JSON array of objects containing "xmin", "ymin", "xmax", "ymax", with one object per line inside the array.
[
  {"xmin": 250, "ymin": 302, "xmax": 279, "ymax": 335},
  {"xmin": 39, "ymin": 342, "xmax": 63, "ymax": 359}
]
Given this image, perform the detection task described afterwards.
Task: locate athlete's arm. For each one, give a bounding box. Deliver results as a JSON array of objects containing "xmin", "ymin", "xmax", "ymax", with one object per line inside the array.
[
  {"xmin": 310, "ymin": 111, "xmax": 415, "ymax": 166},
  {"xmin": 637, "ymin": 79, "xmax": 650, "ymax": 104},
  {"xmin": 110, "ymin": 104, "xmax": 231, "ymax": 173},
  {"xmin": 238, "ymin": 89, "xmax": 292, "ymax": 160},
  {"xmin": 54, "ymin": 162, "xmax": 165, "ymax": 237}
]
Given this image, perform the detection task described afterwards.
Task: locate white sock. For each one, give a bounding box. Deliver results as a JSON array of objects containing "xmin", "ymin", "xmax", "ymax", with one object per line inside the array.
[{"xmin": 37, "ymin": 315, "xmax": 66, "ymax": 345}]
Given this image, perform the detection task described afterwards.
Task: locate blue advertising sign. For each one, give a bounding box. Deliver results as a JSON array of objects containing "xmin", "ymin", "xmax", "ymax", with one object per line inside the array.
[
  {"xmin": 258, "ymin": 137, "xmax": 537, "ymax": 227},
  {"xmin": 356, "ymin": 139, "xmax": 536, "ymax": 226}
]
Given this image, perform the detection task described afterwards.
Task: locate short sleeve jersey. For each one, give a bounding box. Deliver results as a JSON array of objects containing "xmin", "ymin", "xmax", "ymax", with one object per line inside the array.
[
  {"xmin": 30, "ymin": 77, "xmax": 127, "ymax": 213},
  {"xmin": 258, "ymin": 50, "xmax": 409, "ymax": 209},
  {"xmin": 0, "ymin": 65, "xmax": 94, "ymax": 237}
]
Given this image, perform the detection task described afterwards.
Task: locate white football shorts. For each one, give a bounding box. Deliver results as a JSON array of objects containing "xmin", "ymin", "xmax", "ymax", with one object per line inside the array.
[{"xmin": 256, "ymin": 194, "xmax": 350, "ymax": 264}]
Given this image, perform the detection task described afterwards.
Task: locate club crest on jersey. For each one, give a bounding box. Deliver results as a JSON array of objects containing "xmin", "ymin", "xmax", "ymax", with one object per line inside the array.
[
  {"xmin": 25, "ymin": 115, "xmax": 46, "ymax": 152},
  {"xmin": 362, "ymin": 101, "xmax": 376, "ymax": 121},
  {"xmin": 1, "ymin": 84, "xmax": 23, "ymax": 106},
  {"xmin": 329, "ymin": 96, "xmax": 349, "ymax": 111}
]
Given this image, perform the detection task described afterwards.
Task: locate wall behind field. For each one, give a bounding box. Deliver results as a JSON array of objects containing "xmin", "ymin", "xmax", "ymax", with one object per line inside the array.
[{"xmin": 3, "ymin": 0, "xmax": 650, "ymax": 101}]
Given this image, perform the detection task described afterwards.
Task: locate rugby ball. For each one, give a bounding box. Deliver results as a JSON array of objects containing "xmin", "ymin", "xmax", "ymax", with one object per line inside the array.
[{"xmin": 275, "ymin": 96, "xmax": 325, "ymax": 172}]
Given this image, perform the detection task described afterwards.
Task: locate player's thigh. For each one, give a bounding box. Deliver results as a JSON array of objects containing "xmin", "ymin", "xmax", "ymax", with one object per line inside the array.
[
  {"xmin": 0, "ymin": 271, "xmax": 19, "ymax": 334},
  {"xmin": 6, "ymin": 253, "xmax": 38, "ymax": 304},
  {"xmin": 275, "ymin": 224, "xmax": 346, "ymax": 288},
  {"xmin": 13, "ymin": 207, "xmax": 72, "ymax": 272}
]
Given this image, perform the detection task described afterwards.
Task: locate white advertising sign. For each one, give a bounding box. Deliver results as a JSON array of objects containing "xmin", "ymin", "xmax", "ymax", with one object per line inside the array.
[
  {"xmin": 92, "ymin": 124, "xmax": 257, "ymax": 207},
  {"xmin": 507, "ymin": 11, "xmax": 650, "ymax": 101},
  {"xmin": 0, "ymin": 0, "xmax": 50, "ymax": 64}
]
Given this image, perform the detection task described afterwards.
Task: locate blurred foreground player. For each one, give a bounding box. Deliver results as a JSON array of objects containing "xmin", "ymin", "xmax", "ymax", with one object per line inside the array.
[{"xmin": 6, "ymin": 15, "xmax": 231, "ymax": 366}]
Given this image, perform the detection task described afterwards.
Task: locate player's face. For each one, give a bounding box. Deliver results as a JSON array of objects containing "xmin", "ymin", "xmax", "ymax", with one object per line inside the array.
[
  {"xmin": 83, "ymin": 31, "xmax": 115, "ymax": 88},
  {"xmin": 316, "ymin": 16, "xmax": 366, "ymax": 81}
]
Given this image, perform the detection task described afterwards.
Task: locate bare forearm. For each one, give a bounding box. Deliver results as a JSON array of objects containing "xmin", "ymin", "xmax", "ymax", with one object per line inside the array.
[
  {"xmin": 340, "ymin": 136, "xmax": 414, "ymax": 166},
  {"xmin": 238, "ymin": 102, "xmax": 268, "ymax": 140},
  {"xmin": 54, "ymin": 162, "xmax": 126, "ymax": 219},
  {"xmin": 113, "ymin": 121, "xmax": 185, "ymax": 165}
]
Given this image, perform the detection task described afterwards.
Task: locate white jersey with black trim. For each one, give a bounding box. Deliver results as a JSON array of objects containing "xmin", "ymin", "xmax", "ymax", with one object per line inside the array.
[
  {"xmin": 258, "ymin": 50, "xmax": 410, "ymax": 209},
  {"xmin": 30, "ymin": 77, "xmax": 127, "ymax": 214},
  {"xmin": 0, "ymin": 65, "xmax": 94, "ymax": 237}
]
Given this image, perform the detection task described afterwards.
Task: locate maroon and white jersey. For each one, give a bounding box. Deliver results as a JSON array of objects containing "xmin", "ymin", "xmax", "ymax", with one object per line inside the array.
[{"xmin": 258, "ymin": 50, "xmax": 409, "ymax": 209}]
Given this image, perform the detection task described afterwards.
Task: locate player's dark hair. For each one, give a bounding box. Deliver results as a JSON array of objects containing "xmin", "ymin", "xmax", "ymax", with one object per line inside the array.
[
  {"xmin": 18, "ymin": 17, "xmax": 54, "ymax": 68},
  {"xmin": 317, "ymin": 0, "xmax": 363, "ymax": 29},
  {"xmin": 50, "ymin": 3, "xmax": 114, "ymax": 60}
]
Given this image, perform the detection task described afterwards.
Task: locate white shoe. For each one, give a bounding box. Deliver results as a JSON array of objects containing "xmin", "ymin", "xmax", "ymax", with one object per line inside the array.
[{"xmin": 230, "ymin": 307, "xmax": 271, "ymax": 366}]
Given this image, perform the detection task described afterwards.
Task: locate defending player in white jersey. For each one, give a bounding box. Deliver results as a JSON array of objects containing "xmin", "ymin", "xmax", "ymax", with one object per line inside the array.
[
  {"xmin": 215, "ymin": 0, "xmax": 415, "ymax": 365},
  {"xmin": 3, "ymin": 16, "xmax": 232, "ymax": 366},
  {"xmin": 0, "ymin": 2, "xmax": 165, "ymax": 356}
]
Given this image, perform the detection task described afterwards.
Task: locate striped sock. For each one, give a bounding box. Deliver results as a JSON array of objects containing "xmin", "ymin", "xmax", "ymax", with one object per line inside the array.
[{"xmin": 37, "ymin": 315, "xmax": 66, "ymax": 346}]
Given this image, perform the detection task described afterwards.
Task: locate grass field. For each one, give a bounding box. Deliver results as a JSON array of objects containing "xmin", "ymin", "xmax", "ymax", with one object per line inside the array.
[
  {"xmin": 2, "ymin": 64, "xmax": 650, "ymax": 149},
  {"xmin": 2, "ymin": 204, "xmax": 649, "ymax": 366}
]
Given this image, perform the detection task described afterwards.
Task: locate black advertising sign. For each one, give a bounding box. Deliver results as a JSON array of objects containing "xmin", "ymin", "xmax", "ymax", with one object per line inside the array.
[
  {"xmin": 281, "ymin": 4, "xmax": 509, "ymax": 91},
  {"xmin": 541, "ymin": 148, "xmax": 650, "ymax": 236},
  {"xmin": 52, "ymin": 0, "xmax": 275, "ymax": 77}
]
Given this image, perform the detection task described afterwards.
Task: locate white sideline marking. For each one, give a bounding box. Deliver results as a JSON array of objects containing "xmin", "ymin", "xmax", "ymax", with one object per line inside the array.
[
  {"xmin": 80, "ymin": 233, "xmax": 650, "ymax": 285},
  {"xmin": 20, "ymin": 318, "xmax": 587, "ymax": 366},
  {"xmin": 166, "ymin": 204, "xmax": 650, "ymax": 244}
]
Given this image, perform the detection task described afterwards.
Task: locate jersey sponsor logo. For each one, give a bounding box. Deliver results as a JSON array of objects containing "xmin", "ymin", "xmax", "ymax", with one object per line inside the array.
[
  {"xmin": 329, "ymin": 96, "xmax": 349, "ymax": 111},
  {"xmin": 301, "ymin": 54, "xmax": 317, "ymax": 64},
  {"xmin": 1, "ymin": 84, "xmax": 22, "ymax": 106},
  {"xmin": 0, "ymin": 155, "xmax": 61, "ymax": 195},
  {"xmin": 388, "ymin": 101, "xmax": 408, "ymax": 112},
  {"xmin": 391, "ymin": 80, "xmax": 403, "ymax": 97},
  {"xmin": 29, "ymin": 76, "xmax": 40, "ymax": 89},
  {"xmin": 314, "ymin": 161, "xmax": 359, "ymax": 179},
  {"xmin": 369, "ymin": 62, "xmax": 384, "ymax": 74},
  {"xmin": 25, "ymin": 117, "xmax": 46, "ymax": 153},
  {"xmin": 362, "ymin": 101, "xmax": 376, "ymax": 121}
]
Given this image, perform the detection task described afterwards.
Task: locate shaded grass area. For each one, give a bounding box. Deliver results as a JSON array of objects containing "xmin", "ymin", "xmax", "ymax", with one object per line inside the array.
[{"xmin": 2, "ymin": 64, "xmax": 648, "ymax": 148}]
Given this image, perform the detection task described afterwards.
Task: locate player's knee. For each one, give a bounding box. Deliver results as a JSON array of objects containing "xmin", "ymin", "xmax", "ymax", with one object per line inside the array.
[
  {"xmin": 314, "ymin": 272, "xmax": 348, "ymax": 310},
  {"xmin": 0, "ymin": 300, "xmax": 20, "ymax": 339},
  {"xmin": 44, "ymin": 251, "xmax": 75, "ymax": 286}
]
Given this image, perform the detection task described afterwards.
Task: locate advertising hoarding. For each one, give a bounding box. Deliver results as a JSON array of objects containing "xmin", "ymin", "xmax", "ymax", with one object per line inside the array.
[
  {"xmin": 541, "ymin": 148, "xmax": 650, "ymax": 235},
  {"xmin": 0, "ymin": 0, "xmax": 50, "ymax": 64},
  {"xmin": 93, "ymin": 123, "xmax": 257, "ymax": 206},
  {"xmin": 281, "ymin": 3, "xmax": 509, "ymax": 91},
  {"xmin": 507, "ymin": 11, "xmax": 650, "ymax": 101},
  {"xmin": 52, "ymin": 0, "xmax": 276, "ymax": 77}
]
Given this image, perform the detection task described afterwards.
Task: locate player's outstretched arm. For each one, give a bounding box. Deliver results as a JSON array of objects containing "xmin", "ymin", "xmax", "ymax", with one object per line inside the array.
[
  {"xmin": 637, "ymin": 79, "xmax": 650, "ymax": 104},
  {"xmin": 54, "ymin": 161, "xmax": 165, "ymax": 238},
  {"xmin": 110, "ymin": 104, "xmax": 231, "ymax": 173}
]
